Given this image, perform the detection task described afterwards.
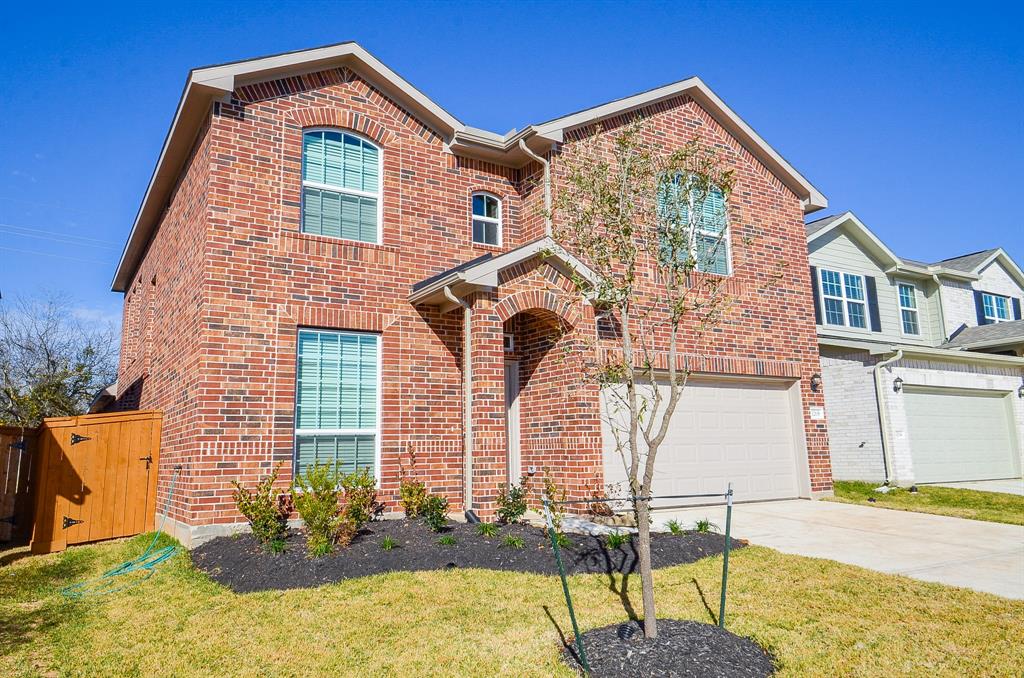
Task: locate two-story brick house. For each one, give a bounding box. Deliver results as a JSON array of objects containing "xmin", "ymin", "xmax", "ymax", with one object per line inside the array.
[
  {"xmin": 807, "ymin": 212, "xmax": 1024, "ymax": 486},
  {"xmin": 110, "ymin": 42, "xmax": 833, "ymax": 545}
]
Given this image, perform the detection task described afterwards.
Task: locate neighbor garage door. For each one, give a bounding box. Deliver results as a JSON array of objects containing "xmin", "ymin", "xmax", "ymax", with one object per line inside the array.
[
  {"xmin": 603, "ymin": 378, "xmax": 803, "ymax": 505},
  {"xmin": 904, "ymin": 386, "xmax": 1020, "ymax": 483}
]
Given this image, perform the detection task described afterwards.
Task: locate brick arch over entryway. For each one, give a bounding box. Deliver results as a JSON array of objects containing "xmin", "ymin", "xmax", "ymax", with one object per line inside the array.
[{"xmin": 494, "ymin": 290, "xmax": 581, "ymax": 328}]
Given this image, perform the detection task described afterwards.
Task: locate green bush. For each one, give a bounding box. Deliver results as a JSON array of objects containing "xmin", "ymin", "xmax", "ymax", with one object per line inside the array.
[
  {"xmin": 437, "ymin": 535, "xmax": 457, "ymax": 546},
  {"xmin": 340, "ymin": 466, "xmax": 381, "ymax": 527},
  {"xmin": 399, "ymin": 478, "xmax": 428, "ymax": 518},
  {"xmin": 553, "ymin": 531, "xmax": 574, "ymax": 549},
  {"xmin": 422, "ymin": 494, "xmax": 449, "ymax": 532},
  {"xmin": 665, "ymin": 519, "xmax": 683, "ymax": 535},
  {"xmin": 496, "ymin": 479, "xmax": 528, "ymax": 524},
  {"xmin": 606, "ymin": 531, "xmax": 631, "ymax": 549},
  {"xmin": 501, "ymin": 534, "xmax": 525, "ymax": 549},
  {"xmin": 291, "ymin": 462, "xmax": 343, "ymax": 557},
  {"xmin": 476, "ymin": 522, "xmax": 498, "ymax": 539},
  {"xmin": 695, "ymin": 518, "xmax": 719, "ymax": 534},
  {"xmin": 232, "ymin": 463, "xmax": 289, "ymax": 550},
  {"xmin": 380, "ymin": 535, "xmax": 397, "ymax": 551}
]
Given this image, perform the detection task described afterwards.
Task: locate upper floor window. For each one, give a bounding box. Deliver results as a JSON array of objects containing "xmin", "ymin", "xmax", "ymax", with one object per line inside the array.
[
  {"xmin": 819, "ymin": 268, "xmax": 867, "ymax": 328},
  {"xmin": 656, "ymin": 175, "xmax": 731, "ymax": 275},
  {"xmin": 472, "ymin": 193, "xmax": 501, "ymax": 246},
  {"xmin": 982, "ymin": 292, "xmax": 1011, "ymax": 323},
  {"xmin": 898, "ymin": 283, "xmax": 920, "ymax": 335},
  {"xmin": 301, "ymin": 130, "xmax": 380, "ymax": 243}
]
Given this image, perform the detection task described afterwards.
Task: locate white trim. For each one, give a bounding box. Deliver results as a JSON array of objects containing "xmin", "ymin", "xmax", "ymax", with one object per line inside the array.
[
  {"xmin": 470, "ymin": 191, "xmax": 502, "ymax": 246},
  {"xmin": 896, "ymin": 282, "xmax": 921, "ymax": 337},
  {"xmin": 300, "ymin": 128, "xmax": 383, "ymax": 245},
  {"xmin": 292, "ymin": 329, "xmax": 382, "ymax": 484},
  {"xmin": 818, "ymin": 267, "xmax": 869, "ymax": 330}
]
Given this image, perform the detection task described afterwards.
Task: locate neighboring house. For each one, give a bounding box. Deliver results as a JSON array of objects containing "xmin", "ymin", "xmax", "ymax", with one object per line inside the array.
[
  {"xmin": 806, "ymin": 212, "xmax": 1024, "ymax": 486},
  {"xmin": 110, "ymin": 42, "xmax": 833, "ymax": 546}
]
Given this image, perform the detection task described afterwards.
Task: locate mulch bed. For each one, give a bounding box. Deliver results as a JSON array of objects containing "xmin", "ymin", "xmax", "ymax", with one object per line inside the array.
[
  {"xmin": 562, "ymin": 619, "xmax": 775, "ymax": 677},
  {"xmin": 191, "ymin": 518, "xmax": 744, "ymax": 593}
]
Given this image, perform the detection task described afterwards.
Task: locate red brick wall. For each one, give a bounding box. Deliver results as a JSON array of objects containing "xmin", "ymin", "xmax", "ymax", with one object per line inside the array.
[{"xmin": 116, "ymin": 65, "xmax": 831, "ymax": 529}]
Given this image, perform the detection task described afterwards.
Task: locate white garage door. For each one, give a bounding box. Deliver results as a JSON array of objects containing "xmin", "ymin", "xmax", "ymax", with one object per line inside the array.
[
  {"xmin": 602, "ymin": 378, "xmax": 803, "ymax": 505},
  {"xmin": 904, "ymin": 387, "xmax": 1020, "ymax": 483}
]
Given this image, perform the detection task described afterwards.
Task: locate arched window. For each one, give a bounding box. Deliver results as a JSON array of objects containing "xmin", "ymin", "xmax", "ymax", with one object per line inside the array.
[
  {"xmin": 471, "ymin": 192, "xmax": 502, "ymax": 246},
  {"xmin": 656, "ymin": 175, "xmax": 731, "ymax": 275},
  {"xmin": 301, "ymin": 129, "xmax": 381, "ymax": 243}
]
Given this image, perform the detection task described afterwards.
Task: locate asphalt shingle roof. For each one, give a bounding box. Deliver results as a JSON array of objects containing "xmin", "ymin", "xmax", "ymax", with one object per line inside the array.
[{"xmin": 943, "ymin": 319, "xmax": 1024, "ymax": 348}]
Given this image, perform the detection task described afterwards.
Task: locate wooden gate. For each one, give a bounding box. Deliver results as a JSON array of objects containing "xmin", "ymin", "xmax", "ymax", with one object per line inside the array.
[
  {"xmin": 30, "ymin": 411, "xmax": 162, "ymax": 555},
  {"xmin": 1, "ymin": 426, "xmax": 37, "ymax": 543}
]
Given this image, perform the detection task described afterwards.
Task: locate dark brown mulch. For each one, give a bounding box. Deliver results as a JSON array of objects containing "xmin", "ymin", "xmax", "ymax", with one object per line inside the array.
[
  {"xmin": 562, "ymin": 619, "xmax": 775, "ymax": 677},
  {"xmin": 190, "ymin": 519, "xmax": 743, "ymax": 593}
]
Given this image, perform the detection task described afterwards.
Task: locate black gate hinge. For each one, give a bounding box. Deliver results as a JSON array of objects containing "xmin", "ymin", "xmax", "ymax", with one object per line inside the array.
[
  {"xmin": 70, "ymin": 433, "xmax": 91, "ymax": 445},
  {"xmin": 8, "ymin": 439, "xmax": 26, "ymax": 451},
  {"xmin": 62, "ymin": 516, "xmax": 84, "ymax": 529}
]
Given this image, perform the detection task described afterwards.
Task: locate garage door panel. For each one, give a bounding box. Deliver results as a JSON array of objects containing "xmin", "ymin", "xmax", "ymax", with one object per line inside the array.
[
  {"xmin": 603, "ymin": 379, "xmax": 802, "ymax": 504},
  {"xmin": 904, "ymin": 387, "xmax": 1019, "ymax": 483}
]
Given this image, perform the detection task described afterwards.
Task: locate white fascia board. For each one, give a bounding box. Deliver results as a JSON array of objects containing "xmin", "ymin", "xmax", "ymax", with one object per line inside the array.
[
  {"xmin": 533, "ymin": 77, "xmax": 827, "ymax": 213},
  {"xmin": 808, "ymin": 211, "xmax": 902, "ymax": 269},
  {"xmin": 896, "ymin": 344, "xmax": 1024, "ymax": 367},
  {"xmin": 975, "ymin": 248, "xmax": 1024, "ymax": 288}
]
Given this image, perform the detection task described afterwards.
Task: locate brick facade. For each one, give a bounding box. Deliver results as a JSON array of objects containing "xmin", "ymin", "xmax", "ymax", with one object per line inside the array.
[{"xmin": 114, "ymin": 61, "xmax": 832, "ymax": 539}]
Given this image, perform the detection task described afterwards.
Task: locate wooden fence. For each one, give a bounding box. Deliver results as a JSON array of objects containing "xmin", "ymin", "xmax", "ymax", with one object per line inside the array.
[{"xmin": 0, "ymin": 426, "xmax": 37, "ymax": 543}]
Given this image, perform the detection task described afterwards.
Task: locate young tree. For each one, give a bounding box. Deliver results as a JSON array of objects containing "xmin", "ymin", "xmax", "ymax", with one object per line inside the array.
[
  {"xmin": 0, "ymin": 292, "xmax": 119, "ymax": 426},
  {"xmin": 552, "ymin": 119, "xmax": 755, "ymax": 638}
]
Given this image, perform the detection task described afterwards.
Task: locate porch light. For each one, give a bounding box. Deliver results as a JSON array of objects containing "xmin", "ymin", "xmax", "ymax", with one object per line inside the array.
[
  {"xmin": 893, "ymin": 377, "xmax": 904, "ymax": 393},
  {"xmin": 810, "ymin": 373, "xmax": 822, "ymax": 392}
]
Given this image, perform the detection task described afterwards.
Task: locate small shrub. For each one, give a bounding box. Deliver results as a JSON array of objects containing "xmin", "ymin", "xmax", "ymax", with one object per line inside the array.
[
  {"xmin": 399, "ymin": 478, "xmax": 428, "ymax": 518},
  {"xmin": 496, "ymin": 478, "xmax": 529, "ymax": 524},
  {"xmin": 267, "ymin": 538, "xmax": 286, "ymax": 555},
  {"xmin": 695, "ymin": 518, "xmax": 719, "ymax": 534},
  {"xmin": 552, "ymin": 531, "xmax": 574, "ymax": 549},
  {"xmin": 380, "ymin": 535, "xmax": 397, "ymax": 551},
  {"xmin": 666, "ymin": 519, "xmax": 683, "ymax": 535},
  {"xmin": 606, "ymin": 531, "xmax": 631, "ymax": 549},
  {"xmin": 291, "ymin": 461, "xmax": 343, "ymax": 557},
  {"xmin": 437, "ymin": 535, "xmax": 457, "ymax": 546},
  {"xmin": 476, "ymin": 522, "xmax": 498, "ymax": 539},
  {"xmin": 422, "ymin": 494, "xmax": 449, "ymax": 532},
  {"xmin": 501, "ymin": 534, "xmax": 525, "ymax": 549},
  {"xmin": 232, "ymin": 463, "xmax": 288, "ymax": 549},
  {"xmin": 340, "ymin": 466, "xmax": 381, "ymax": 528}
]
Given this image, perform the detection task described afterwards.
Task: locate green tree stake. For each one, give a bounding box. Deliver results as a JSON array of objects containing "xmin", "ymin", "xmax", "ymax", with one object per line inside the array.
[
  {"xmin": 718, "ymin": 484, "xmax": 733, "ymax": 628},
  {"xmin": 545, "ymin": 500, "xmax": 590, "ymax": 675}
]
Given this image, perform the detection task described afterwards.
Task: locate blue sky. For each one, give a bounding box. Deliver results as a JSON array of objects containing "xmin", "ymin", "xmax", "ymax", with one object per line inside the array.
[{"xmin": 1, "ymin": 1, "xmax": 1020, "ymax": 326}]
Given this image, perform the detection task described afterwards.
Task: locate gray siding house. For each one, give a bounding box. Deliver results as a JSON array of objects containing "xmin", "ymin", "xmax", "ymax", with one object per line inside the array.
[{"xmin": 806, "ymin": 212, "xmax": 1024, "ymax": 486}]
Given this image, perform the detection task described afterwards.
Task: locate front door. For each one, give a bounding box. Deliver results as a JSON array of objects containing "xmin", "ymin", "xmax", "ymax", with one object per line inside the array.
[{"xmin": 504, "ymin": 360, "xmax": 521, "ymax": 485}]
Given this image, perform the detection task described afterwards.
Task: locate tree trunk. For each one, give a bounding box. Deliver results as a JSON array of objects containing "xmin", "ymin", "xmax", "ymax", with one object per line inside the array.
[{"xmin": 635, "ymin": 497, "xmax": 658, "ymax": 638}]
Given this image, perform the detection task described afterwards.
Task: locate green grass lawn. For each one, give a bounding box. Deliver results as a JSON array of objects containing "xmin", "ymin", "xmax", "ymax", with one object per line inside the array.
[
  {"xmin": 828, "ymin": 480, "xmax": 1024, "ymax": 526},
  {"xmin": 2, "ymin": 533, "xmax": 1022, "ymax": 677}
]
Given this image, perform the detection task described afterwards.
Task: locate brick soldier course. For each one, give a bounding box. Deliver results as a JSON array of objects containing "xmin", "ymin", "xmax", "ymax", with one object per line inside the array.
[{"xmin": 110, "ymin": 43, "xmax": 833, "ymax": 545}]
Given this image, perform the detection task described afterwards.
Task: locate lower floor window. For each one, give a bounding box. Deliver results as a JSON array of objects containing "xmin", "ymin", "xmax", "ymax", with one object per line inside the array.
[{"xmin": 294, "ymin": 329, "xmax": 379, "ymax": 476}]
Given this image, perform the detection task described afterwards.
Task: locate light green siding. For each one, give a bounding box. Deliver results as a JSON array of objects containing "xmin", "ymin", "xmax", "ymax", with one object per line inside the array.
[{"xmin": 808, "ymin": 226, "xmax": 938, "ymax": 346}]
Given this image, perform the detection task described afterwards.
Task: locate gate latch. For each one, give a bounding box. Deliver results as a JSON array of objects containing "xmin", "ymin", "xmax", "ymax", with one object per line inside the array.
[
  {"xmin": 62, "ymin": 516, "xmax": 84, "ymax": 529},
  {"xmin": 139, "ymin": 454, "xmax": 153, "ymax": 469},
  {"xmin": 70, "ymin": 433, "xmax": 91, "ymax": 445}
]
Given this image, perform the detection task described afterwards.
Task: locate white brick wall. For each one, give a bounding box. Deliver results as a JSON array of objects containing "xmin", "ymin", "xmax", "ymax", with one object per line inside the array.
[{"xmin": 820, "ymin": 350, "xmax": 886, "ymax": 481}]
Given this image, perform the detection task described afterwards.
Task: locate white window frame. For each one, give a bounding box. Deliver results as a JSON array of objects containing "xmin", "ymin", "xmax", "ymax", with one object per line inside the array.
[
  {"xmin": 503, "ymin": 333, "xmax": 515, "ymax": 353},
  {"xmin": 300, "ymin": 128, "xmax": 383, "ymax": 245},
  {"xmin": 658, "ymin": 176, "xmax": 732, "ymax": 276},
  {"xmin": 897, "ymin": 282, "xmax": 921, "ymax": 336},
  {"xmin": 981, "ymin": 292, "xmax": 1011, "ymax": 323},
  {"xmin": 818, "ymin": 268, "xmax": 869, "ymax": 329},
  {"xmin": 471, "ymin": 191, "xmax": 502, "ymax": 246},
  {"xmin": 293, "ymin": 329, "xmax": 382, "ymax": 482}
]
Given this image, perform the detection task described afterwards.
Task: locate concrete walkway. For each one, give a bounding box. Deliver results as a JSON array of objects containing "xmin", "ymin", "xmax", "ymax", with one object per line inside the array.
[
  {"xmin": 653, "ymin": 499, "xmax": 1024, "ymax": 600},
  {"xmin": 931, "ymin": 478, "xmax": 1024, "ymax": 496}
]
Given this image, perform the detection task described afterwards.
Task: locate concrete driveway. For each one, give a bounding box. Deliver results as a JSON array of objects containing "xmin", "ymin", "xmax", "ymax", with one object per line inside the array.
[
  {"xmin": 931, "ymin": 478, "xmax": 1024, "ymax": 496},
  {"xmin": 654, "ymin": 499, "xmax": 1024, "ymax": 600}
]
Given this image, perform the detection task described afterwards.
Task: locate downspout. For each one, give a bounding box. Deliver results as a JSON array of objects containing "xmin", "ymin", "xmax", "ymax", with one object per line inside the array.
[
  {"xmin": 443, "ymin": 285, "xmax": 474, "ymax": 513},
  {"xmin": 518, "ymin": 139, "xmax": 552, "ymax": 237},
  {"xmin": 931, "ymin": 274, "xmax": 948, "ymax": 342},
  {"xmin": 872, "ymin": 348, "xmax": 903, "ymax": 485}
]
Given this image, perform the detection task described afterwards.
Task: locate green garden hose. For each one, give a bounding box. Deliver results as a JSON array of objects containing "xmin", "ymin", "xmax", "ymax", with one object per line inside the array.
[{"xmin": 60, "ymin": 466, "xmax": 181, "ymax": 599}]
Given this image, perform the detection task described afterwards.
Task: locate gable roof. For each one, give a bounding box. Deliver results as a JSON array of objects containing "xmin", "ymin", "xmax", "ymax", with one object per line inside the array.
[
  {"xmin": 943, "ymin": 319, "xmax": 1024, "ymax": 351},
  {"xmin": 113, "ymin": 42, "xmax": 827, "ymax": 292},
  {"xmin": 806, "ymin": 213, "xmax": 1023, "ymax": 284}
]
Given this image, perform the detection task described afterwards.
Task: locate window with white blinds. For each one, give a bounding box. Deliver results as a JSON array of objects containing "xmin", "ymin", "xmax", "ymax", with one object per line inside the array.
[
  {"xmin": 294, "ymin": 329, "xmax": 379, "ymax": 476},
  {"xmin": 656, "ymin": 175, "xmax": 731, "ymax": 275},
  {"xmin": 301, "ymin": 130, "xmax": 380, "ymax": 243}
]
